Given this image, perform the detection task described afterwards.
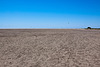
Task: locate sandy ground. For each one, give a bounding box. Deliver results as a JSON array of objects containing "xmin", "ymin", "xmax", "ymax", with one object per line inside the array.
[{"xmin": 0, "ymin": 29, "xmax": 100, "ymax": 67}]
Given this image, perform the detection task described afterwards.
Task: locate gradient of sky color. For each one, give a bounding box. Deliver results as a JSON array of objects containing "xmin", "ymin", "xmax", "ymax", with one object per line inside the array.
[{"xmin": 0, "ymin": 0, "xmax": 100, "ymax": 28}]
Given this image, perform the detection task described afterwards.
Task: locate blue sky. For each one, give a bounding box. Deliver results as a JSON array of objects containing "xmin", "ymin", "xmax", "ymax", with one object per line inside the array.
[{"xmin": 0, "ymin": 0, "xmax": 100, "ymax": 28}]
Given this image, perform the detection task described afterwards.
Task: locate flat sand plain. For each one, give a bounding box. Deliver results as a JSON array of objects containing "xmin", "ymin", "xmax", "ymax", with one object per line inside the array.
[{"xmin": 0, "ymin": 29, "xmax": 100, "ymax": 67}]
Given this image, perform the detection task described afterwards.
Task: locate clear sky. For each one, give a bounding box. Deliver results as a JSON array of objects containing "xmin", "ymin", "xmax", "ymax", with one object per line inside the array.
[{"xmin": 0, "ymin": 0, "xmax": 100, "ymax": 29}]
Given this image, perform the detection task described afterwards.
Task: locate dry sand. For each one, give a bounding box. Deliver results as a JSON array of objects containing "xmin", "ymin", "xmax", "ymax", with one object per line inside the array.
[{"xmin": 0, "ymin": 29, "xmax": 100, "ymax": 67}]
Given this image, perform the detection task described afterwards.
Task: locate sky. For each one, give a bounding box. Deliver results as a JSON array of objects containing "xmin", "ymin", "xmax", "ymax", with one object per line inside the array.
[{"xmin": 0, "ymin": 0, "xmax": 100, "ymax": 29}]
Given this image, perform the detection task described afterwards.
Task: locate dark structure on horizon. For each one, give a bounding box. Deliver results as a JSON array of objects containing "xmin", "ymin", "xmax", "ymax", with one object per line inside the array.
[
  {"xmin": 86, "ymin": 27, "xmax": 100, "ymax": 30},
  {"xmin": 87, "ymin": 27, "xmax": 91, "ymax": 29}
]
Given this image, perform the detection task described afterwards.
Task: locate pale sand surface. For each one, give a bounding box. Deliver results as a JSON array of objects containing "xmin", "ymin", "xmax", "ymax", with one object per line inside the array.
[{"xmin": 0, "ymin": 29, "xmax": 100, "ymax": 67}]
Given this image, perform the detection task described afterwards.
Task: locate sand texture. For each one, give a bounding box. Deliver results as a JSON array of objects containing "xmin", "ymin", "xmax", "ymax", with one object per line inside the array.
[{"xmin": 0, "ymin": 29, "xmax": 100, "ymax": 67}]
